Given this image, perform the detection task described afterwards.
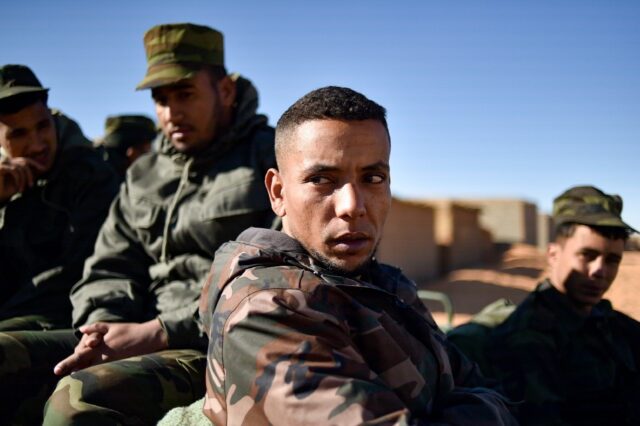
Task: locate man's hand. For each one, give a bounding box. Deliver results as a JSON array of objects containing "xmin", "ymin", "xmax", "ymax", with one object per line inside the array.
[
  {"xmin": 53, "ymin": 319, "xmax": 169, "ymax": 376},
  {"xmin": 0, "ymin": 157, "xmax": 46, "ymax": 202}
]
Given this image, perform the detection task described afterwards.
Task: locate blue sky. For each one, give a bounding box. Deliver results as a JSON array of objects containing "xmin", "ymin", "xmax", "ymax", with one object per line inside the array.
[{"xmin": 3, "ymin": 0, "xmax": 638, "ymax": 229}]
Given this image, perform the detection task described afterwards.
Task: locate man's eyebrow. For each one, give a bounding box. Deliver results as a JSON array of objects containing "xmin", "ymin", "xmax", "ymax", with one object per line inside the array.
[
  {"xmin": 362, "ymin": 161, "xmax": 390, "ymax": 172},
  {"xmin": 301, "ymin": 161, "xmax": 390, "ymax": 175},
  {"xmin": 152, "ymin": 82, "xmax": 195, "ymax": 97}
]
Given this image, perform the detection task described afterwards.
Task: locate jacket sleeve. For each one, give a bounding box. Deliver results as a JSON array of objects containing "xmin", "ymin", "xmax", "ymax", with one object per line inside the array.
[
  {"xmin": 205, "ymin": 286, "xmax": 517, "ymax": 426},
  {"xmin": 31, "ymin": 154, "xmax": 119, "ymax": 300},
  {"xmin": 70, "ymin": 182, "xmax": 154, "ymax": 328}
]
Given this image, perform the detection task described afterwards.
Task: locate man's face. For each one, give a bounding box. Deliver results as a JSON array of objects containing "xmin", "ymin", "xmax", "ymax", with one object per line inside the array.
[
  {"xmin": 151, "ymin": 70, "xmax": 232, "ymax": 154},
  {"xmin": 267, "ymin": 119, "xmax": 391, "ymax": 274},
  {"xmin": 548, "ymin": 224, "xmax": 624, "ymax": 313},
  {"xmin": 0, "ymin": 100, "xmax": 57, "ymax": 174}
]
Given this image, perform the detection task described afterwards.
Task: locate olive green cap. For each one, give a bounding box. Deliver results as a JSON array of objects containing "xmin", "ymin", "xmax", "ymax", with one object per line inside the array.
[
  {"xmin": 552, "ymin": 185, "xmax": 637, "ymax": 233},
  {"xmin": 136, "ymin": 23, "xmax": 224, "ymax": 90},
  {"xmin": 0, "ymin": 64, "xmax": 49, "ymax": 101},
  {"xmin": 102, "ymin": 114, "xmax": 157, "ymax": 151}
]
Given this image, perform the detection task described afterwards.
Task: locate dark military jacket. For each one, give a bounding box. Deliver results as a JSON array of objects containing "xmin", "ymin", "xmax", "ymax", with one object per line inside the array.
[
  {"xmin": 486, "ymin": 280, "xmax": 640, "ymax": 425},
  {"xmin": 201, "ymin": 227, "xmax": 517, "ymax": 425},
  {"xmin": 0, "ymin": 111, "xmax": 119, "ymax": 327},
  {"xmin": 70, "ymin": 76, "xmax": 276, "ymax": 350}
]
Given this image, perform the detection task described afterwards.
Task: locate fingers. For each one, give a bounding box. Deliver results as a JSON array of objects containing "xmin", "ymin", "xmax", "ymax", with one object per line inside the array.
[
  {"xmin": 79, "ymin": 322, "xmax": 110, "ymax": 335},
  {"xmin": 54, "ymin": 344, "xmax": 97, "ymax": 376},
  {"xmin": 0, "ymin": 158, "xmax": 36, "ymax": 195}
]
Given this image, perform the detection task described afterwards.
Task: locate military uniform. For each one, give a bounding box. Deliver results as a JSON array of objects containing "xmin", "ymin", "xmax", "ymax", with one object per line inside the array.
[
  {"xmin": 0, "ymin": 111, "xmax": 119, "ymax": 330},
  {"xmin": 448, "ymin": 185, "xmax": 639, "ymax": 425},
  {"xmin": 0, "ymin": 25, "xmax": 277, "ymax": 425},
  {"xmin": 96, "ymin": 114, "xmax": 157, "ymax": 180},
  {"xmin": 201, "ymin": 227, "xmax": 517, "ymax": 425},
  {"xmin": 485, "ymin": 280, "xmax": 640, "ymax": 425}
]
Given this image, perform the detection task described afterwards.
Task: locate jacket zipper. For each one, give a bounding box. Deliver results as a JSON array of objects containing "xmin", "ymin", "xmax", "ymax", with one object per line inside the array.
[{"xmin": 160, "ymin": 158, "xmax": 193, "ymax": 263}]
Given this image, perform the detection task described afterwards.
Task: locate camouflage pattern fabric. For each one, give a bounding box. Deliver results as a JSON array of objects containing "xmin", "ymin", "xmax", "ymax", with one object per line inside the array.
[
  {"xmin": 136, "ymin": 23, "xmax": 224, "ymax": 90},
  {"xmin": 481, "ymin": 280, "xmax": 640, "ymax": 425},
  {"xmin": 200, "ymin": 227, "xmax": 517, "ymax": 425},
  {"xmin": 0, "ymin": 329, "xmax": 78, "ymax": 425},
  {"xmin": 43, "ymin": 349, "xmax": 206, "ymax": 426},
  {"xmin": 552, "ymin": 185, "xmax": 636, "ymax": 232},
  {"xmin": 0, "ymin": 314, "xmax": 69, "ymax": 332}
]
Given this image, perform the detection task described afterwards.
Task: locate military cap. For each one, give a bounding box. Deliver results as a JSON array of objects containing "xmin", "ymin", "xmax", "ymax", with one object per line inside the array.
[
  {"xmin": 136, "ymin": 23, "xmax": 224, "ymax": 90},
  {"xmin": 0, "ymin": 64, "xmax": 49, "ymax": 101},
  {"xmin": 553, "ymin": 185, "xmax": 637, "ymax": 233},
  {"xmin": 102, "ymin": 115, "xmax": 157, "ymax": 151}
]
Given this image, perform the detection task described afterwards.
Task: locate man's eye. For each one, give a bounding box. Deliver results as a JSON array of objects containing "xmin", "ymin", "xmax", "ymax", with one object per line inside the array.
[
  {"xmin": 365, "ymin": 174, "xmax": 386, "ymax": 184},
  {"xmin": 177, "ymin": 91, "xmax": 193, "ymax": 101},
  {"xmin": 308, "ymin": 176, "xmax": 331, "ymax": 185}
]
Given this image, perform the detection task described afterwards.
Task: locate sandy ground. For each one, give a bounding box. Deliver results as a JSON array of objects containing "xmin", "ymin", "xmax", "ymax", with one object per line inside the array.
[{"xmin": 420, "ymin": 245, "xmax": 640, "ymax": 328}]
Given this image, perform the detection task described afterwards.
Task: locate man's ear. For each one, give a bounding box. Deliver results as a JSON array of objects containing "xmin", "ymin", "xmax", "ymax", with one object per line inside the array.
[
  {"xmin": 265, "ymin": 168, "xmax": 286, "ymax": 217},
  {"xmin": 547, "ymin": 242, "xmax": 559, "ymax": 269},
  {"xmin": 218, "ymin": 75, "xmax": 236, "ymax": 109}
]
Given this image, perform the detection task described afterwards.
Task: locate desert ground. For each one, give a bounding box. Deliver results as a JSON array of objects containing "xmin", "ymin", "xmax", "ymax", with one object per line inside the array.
[{"xmin": 421, "ymin": 245, "xmax": 640, "ymax": 328}]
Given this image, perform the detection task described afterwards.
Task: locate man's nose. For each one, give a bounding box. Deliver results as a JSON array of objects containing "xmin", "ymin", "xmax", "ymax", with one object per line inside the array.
[{"xmin": 334, "ymin": 183, "xmax": 366, "ymax": 219}]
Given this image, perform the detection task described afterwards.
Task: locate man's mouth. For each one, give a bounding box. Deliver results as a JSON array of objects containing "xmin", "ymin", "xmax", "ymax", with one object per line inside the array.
[
  {"xmin": 30, "ymin": 151, "xmax": 49, "ymax": 168},
  {"xmin": 170, "ymin": 126, "xmax": 194, "ymax": 140},
  {"xmin": 329, "ymin": 232, "xmax": 372, "ymax": 253}
]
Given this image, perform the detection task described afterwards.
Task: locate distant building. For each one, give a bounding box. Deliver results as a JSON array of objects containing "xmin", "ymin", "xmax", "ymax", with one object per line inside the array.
[
  {"xmin": 537, "ymin": 213, "xmax": 553, "ymax": 252},
  {"xmin": 426, "ymin": 200, "xmax": 493, "ymax": 274},
  {"xmin": 378, "ymin": 198, "xmax": 438, "ymax": 282},
  {"xmin": 457, "ymin": 199, "xmax": 538, "ymax": 246}
]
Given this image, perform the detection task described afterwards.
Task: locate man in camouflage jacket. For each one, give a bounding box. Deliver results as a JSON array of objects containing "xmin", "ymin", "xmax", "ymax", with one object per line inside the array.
[
  {"xmin": 201, "ymin": 86, "xmax": 517, "ymax": 425},
  {"xmin": 0, "ymin": 64, "xmax": 119, "ymax": 330},
  {"xmin": 0, "ymin": 24, "xmax": 276, "ymax": 425},
  {"xmin": 451, "ymin": 185, "xmax": 640, "ymax": 425}
]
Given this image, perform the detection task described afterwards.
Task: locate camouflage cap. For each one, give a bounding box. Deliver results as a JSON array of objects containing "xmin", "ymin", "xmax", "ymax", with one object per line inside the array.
[
  {"xmin": 552, "ymin": 185, "xmax": 637, "ymax": 233},
  {"xmin": 101, "ymin": 114, "xmax": 157, "ymax": 151},
  {"xmin": 0, "ymin": 64, "xmax": 49, "ymax": 101},
  {"xmin": 136, "ymin": 23, "xmax": 224, "ymax": 90}
]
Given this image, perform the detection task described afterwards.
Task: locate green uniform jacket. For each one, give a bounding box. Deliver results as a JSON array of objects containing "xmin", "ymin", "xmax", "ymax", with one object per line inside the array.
[
  {"xmin": 201, "ymin": 228, "xmax": 517, "ymax": 425},
  {"xmin": 486, "ymin": 280, "xmax": 640, "ymax": 425},
  {"xmin": 70, "ymin": 76, "xmax": 276, "ymax": 350},
  {"xmin": 0, "ymin": 111, "xmax": 119, "ymax": 326}
]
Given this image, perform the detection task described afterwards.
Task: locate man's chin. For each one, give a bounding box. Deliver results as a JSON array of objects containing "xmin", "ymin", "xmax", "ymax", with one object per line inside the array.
[{"xmin": 308, "ymin": 250, "xmax": 373, "ymax": 277}]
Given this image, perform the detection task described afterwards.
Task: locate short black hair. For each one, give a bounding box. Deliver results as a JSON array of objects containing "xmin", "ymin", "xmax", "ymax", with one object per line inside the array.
[
  {"xmin": 202, "ymin": 64, "xmax": 228, "ymax": 85},
  {"xmin": 554, "ymin": 222, "xmax": 630, "ymax": 242},
  {"xmin": 275, "ymin": 86, "xmax": 388, "ymax": 166},
  {"xmin": 0, "ymin": 91, "xmax": 48, "ymax": 115}
]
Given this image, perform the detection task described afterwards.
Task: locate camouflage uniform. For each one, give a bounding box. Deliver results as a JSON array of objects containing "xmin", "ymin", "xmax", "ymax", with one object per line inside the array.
[
  {"xmin": 484, "ymin": 280, "xmax": 640, "ymax": 425},
  {"xmin": 0, "ymin": 109, "xmax": 119, "ymax": 329},
  {"xmin": 448, "ymin": 186, "xmax": 639, "ymax": 425},
  {"xmin": 201, "ymin": 227, "xmax": 517, "ymax": 425},
  {"xmin": 2, "ymin": 24, "xmax": 277, "ymax": 425}
]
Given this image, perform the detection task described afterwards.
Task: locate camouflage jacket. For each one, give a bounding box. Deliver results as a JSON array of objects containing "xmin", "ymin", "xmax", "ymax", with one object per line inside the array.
[
  {"xmin": 0, "ymin": 111, "xmax": 119, "ymax": 326},
  {"xmin": 486, "ymin": 280, "xmax": 640, "ymax": 425},
  {"xmin": 201, "ymin": 228, "xmax": 517, "ymax": 425},
  {"xmin": 70, "ymin": 76, "xmax": 276, "ymax": 350}
]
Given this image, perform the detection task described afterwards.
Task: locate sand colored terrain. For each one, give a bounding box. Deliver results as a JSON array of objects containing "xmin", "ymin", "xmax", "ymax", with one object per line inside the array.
[{"xmin": 421, "ymin": 245, "xmax": 640, "ymax": 328}]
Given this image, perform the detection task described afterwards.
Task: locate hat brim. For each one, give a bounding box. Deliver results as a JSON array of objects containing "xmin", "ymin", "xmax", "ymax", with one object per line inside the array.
[
  {"xmin": 555, "ymin": 215, "xmax": 638, "ymax": 234},
  {"xmin": 0, "ymin": 86, "xmax": 49, "ymax": 101},
  {"xmin": 135, "ymin": 64, "xmax": 198, "ymax": 90}
]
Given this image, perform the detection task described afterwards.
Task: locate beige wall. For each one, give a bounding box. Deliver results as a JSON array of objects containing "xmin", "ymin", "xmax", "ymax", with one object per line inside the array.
[
  {"xmin": 458, "ymin": 199, "xmax": 538, "ymax": 245},
  {"xmin": 429, "ymin": 201, "xmax": 493, "ymax": 272},
  {"xmin": 378, "ymin": 198, "xmax": 438, "ymax": 282},
  {"xmin": 537, "ymin": 213, "xmax": 553, "ymax": 252}
]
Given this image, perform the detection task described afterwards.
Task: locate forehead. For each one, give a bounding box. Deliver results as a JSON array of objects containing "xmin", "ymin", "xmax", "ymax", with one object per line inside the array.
[
  {"xmin": 563, "ymin": 225, "xmax": 625, "ymax": 255},
  {"xmin": 0, "ymin": 101, "xmax": 51, "ymax": 129},
  {"xmin": 151, "ymin": 71, "xmax": 210, "ymax": 98},
  {"xmin": 283, "ymin": 119, "xmax": 390, "ymax": 172}
]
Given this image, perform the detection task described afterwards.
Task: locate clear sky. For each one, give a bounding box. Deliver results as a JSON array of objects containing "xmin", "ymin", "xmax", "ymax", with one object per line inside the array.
[{"xmin": 3, "ymin": 0, "xmax": 639, "ymax": 229}]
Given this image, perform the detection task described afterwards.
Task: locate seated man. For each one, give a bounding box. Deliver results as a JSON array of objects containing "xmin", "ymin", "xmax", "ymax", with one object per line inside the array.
[
  {"xmin": 0, "ymin": 64, "xmax": 118, "ymax": 331},
  {"xmin": 0, "ymin": 23, "xmax": 276, "ymax": 425},
  {"xmin": 95, "ymin": 114, "xmax": 156, "ymax": 180},
  {"xmin": 200, "ymin": 86, "xmax": 517, "ymax": 425},
  {"xmin": 452, "ymin": 185, "xmax": 639, "ymax": 425}
]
